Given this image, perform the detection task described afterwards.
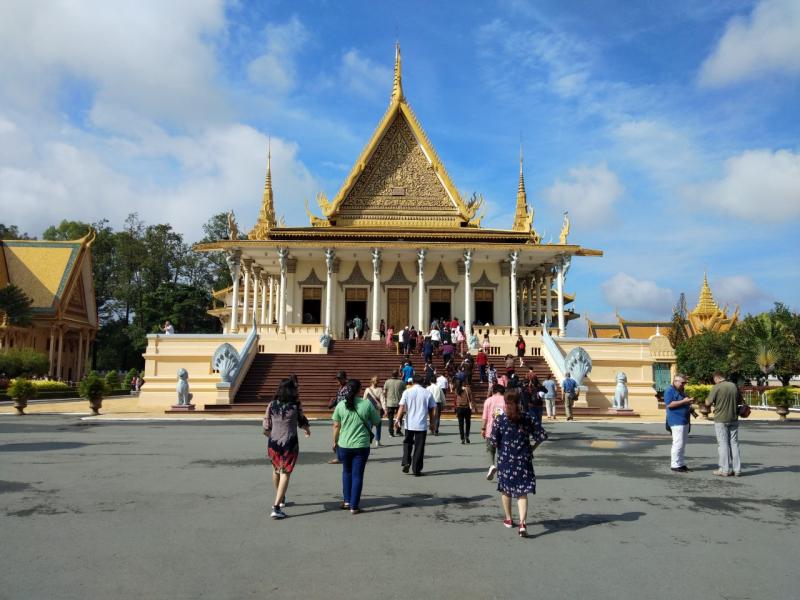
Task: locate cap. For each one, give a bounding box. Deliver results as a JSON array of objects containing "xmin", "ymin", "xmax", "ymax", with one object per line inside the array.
[
  {"xmin": 407, "ymin": 377, "xmax": 413, "ymax": 383},
  {"xmin": 336, "ymin": 370, "xmax": 347, "ymax": 380}
]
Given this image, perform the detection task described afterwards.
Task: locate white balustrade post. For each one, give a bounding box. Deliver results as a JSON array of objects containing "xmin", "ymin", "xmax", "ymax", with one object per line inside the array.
[
  {"xmin": 325, "ymin": 249, "xmax": 335, "ymax": 336},
  {"xmin": 510, "ymin": 251, "xmax": 520, "ymax": 335},
  {"xmin": 371, "ymin": 248, "xmax": 382, "ymax": 340},
  {"xmin": 534, "ymin": 271, "xmax": 542, "ymax": 328},
  {"xmin": 260, "ymin": 273, "xmax": 268, "ymax": 325},
  {"xmin": 277, "ymin": 248, "xmax": 288, "ymax": 334},
  {"xmin": 463, "ymin": 250, "xmax": 473, "ymax": 331}
]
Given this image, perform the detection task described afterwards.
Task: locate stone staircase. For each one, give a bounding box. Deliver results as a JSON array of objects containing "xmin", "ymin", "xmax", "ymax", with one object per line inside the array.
[{"xmin": 203, "ymin": 340, "xmax": 630, "ymax": 417}]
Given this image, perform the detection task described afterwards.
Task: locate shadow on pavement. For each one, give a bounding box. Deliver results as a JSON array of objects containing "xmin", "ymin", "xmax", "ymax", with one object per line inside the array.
[
  {"xmin": 528, "ymin": 511, "xmax": 646, "ymax": 538},
  {"xmin": 538, "ymin": 471, "xmax": 592, "ymax": 480}
]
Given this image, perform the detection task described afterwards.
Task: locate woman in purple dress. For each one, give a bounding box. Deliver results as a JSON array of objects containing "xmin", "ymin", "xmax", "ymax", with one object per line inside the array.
[
  {"xmin": 489, "ymin": 388, "xmax": 548, "ymax": 537},
  {"xmin": 263, "ymin": 376, "xmax": 310, "ymax": 519}
]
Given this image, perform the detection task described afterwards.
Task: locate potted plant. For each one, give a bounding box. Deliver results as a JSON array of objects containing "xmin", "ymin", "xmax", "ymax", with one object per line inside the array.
[
  {"xmin": 767, "ymin": 387, "xmax": 794, "ymax": 421},
  {"xmin": 685, "ymin": 384, "xmax": 712, "ymax": 419},
  {"xmin": 80, "ymin": 371, "xmax": 108, "ymax": 415},
  {"xmin": 7, "ymin": 378, "xmax": 36, "ymax": 415}
]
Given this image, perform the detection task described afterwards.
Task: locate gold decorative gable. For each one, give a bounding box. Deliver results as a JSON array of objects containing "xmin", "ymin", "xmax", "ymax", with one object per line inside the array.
[{"xmin": 65, "ymin": 274, "xmax": 88, "ymax": 319}]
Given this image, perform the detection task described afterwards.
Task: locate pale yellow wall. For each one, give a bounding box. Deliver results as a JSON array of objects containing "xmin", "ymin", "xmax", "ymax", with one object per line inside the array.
[{"xmin": 554, "ymin": 338, "xmax": 666, "ymax": 417}]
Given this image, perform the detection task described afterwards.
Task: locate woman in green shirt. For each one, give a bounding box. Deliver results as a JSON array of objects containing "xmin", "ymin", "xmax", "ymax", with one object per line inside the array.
[{"xmin": 332, "ymin": 379, "xmax": 381, "ymax": 514}]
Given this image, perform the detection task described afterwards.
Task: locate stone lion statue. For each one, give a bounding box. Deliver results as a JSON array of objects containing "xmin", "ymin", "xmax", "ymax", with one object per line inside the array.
[
  {"xmin": 613, "ymin": 372, "xmax": 628, "ymax": 410},
  {"xmin": 176, "ymin": 368, "xmax": 193, "ymax": 406}
]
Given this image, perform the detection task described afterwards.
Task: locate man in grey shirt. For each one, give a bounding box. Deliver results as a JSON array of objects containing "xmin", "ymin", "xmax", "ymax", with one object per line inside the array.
[
  {"xmin": 383, "ymin": 370, "xmax": 405, "ymax": 437},
  {"xmin": 542, "ymin": 376, "xmax": 557, "ymax": 420},
  {"xmin": 706, "ymin": 371, "xmax": 743, "ymax": 476}
]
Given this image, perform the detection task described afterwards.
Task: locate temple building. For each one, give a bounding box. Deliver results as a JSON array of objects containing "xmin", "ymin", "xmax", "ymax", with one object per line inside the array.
[
  {"xmin": 196, "ymin": 45, "xmax": 596, "ymax": 342},
  {"xmin": 0, "ymin": 232, "xmax": 98, "ymax": 381},
  {"xmin": 587, "ymin": 274, "xmax": 739, "ymax": 340}
]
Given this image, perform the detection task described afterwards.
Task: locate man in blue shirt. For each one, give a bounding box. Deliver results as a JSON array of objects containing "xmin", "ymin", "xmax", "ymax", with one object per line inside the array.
[
  {"xmin": 664, "ymin": 373, "xmax": 695, "ymax": 473},
  {"xmin": 561, "ymin": 372, "xmax": 578, "ymax": 421},
  {"xmin": 395, "ymin": 375, "xmax": 436, "ymax": 476}
]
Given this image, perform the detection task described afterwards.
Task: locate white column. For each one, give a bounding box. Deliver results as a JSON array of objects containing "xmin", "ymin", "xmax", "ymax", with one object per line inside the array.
[
  {"xmin": 417, "ymin": 249, "xmax": 426, "ymax": 330},
  {"xmin": 252, "ymin": 265, "xmax": 262, "ymax": 326},
  {"xmin": 325, "ymin": 249, "xmax": 335, "ymax": 336},
  {"xmin": 268, "ymin": 275, "xmax": 275, "ymax": 325},
  {"xmin": 557, "ymin": 258, "xmax": 566, "ymax": 337},
  {"xmin": 371, "ymin": 248, "xmax": 381, "ymax": 340},
  {"xmin": 510, "ymin": 251, "xmax": 520, "ymax": 335},
  {"xmin": 226, "ymin": 251, "xmax": 241, "ymax": 333},
  {"xmin": 260, "ymin": 273, "xmax": 268, "ymax": 325},
  {"xmin": 545, "ymin": 270, "xmax": 553, "ymax": 331},
  {"xmin": 463, "ymin": 250, "xmax": 473, "ymax": 331},
  {"xmin": 76, "ymin": 332, "xmax": 83, "ymax": 381},
  {"xmin": 535, "ymin": 271, "xmax": 542, "ymax": 327},
  {"xmin": 241, "ymin": 258, "xmax": 252, "ymax": 326},
  {"xmin": 526, "ymin": 277, "xmax": 534, "ymax": 326},
  {"xmin": 277, "ymin": 248, "xmax": 288, "ymax": 333}
]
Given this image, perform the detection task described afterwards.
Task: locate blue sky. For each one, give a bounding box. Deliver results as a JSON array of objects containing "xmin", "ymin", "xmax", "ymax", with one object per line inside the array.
[{"xmin": 1, "ymin": 0, "xmax": 798, "ymax": 333}]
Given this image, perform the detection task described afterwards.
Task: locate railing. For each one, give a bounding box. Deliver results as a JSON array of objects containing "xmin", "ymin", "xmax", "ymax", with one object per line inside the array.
[
  {"xmin": 742, "ymin": 389, "xmax": 800, "ymax": 410},
  {"xmin": 540, "ymin": 326, "xmax": 566, "ymax": 382},
  {"xmin": 227, "ymin": 322, "xmax": 259, "ymax": 401}
]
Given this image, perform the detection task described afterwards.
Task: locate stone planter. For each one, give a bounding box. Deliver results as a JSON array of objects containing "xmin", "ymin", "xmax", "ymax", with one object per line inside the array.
[
  {"xmin": 775, "ymin": 405, "xmax": 790, "ymax": 421},
  {"xmin": 13, "ymin": 399, "xmax": 27, "ymax": 415},
  {"xmin": 698, "ymin": 404, "xmax": 711, "ymax": 420},
  {"xmin": 89, "ymin": 399, "xmax": 102, "ymax": 415}
]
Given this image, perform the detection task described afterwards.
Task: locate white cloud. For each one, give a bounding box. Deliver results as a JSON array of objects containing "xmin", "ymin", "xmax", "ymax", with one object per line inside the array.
[
  {"xmin": 0, "ymin": 0, "xmax": 226, "ymax": 127},
  {"xmin": 612, "ymin": 119, "xmax": 699, "ymax": 182},
  {"xmin": 699, "ymin": 0, "xmax": 800, "ymax": 87},
  {"xmin": 712, "ymin": 275, "xmax": 771, "ymax": 313},
  {"xmin": 686, "ymin": 149, "xmax": 800, "ymax": 221},
  {"xmin": 601, "ymin": 273, "xmax": 674, "ymax": 314},
  {"xmin": 247, "ymin": 16, "xmax": 309, "ymax": 94},
  {"xmin": 541, "ymin": 164, "xmax": 623, "ymax": 224},
  {"xmin": 338, "ymin": 49, "xmax": 392, "ymax": 99}
]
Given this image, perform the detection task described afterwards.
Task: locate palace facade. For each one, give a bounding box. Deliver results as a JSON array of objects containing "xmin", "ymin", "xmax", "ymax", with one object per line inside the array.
[{"xmin": 197, "ymin": 46, "xmax": 597, "ymax": 343}]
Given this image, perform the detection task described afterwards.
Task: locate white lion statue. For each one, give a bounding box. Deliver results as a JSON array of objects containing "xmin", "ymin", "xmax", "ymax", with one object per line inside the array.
[
  {"xmin": 613, "ymin": 372, "xmax": 628, "ymax": 409},
  {"xmin": 176, "ymin": 368, "xmax": 193, "ymax": 406}
]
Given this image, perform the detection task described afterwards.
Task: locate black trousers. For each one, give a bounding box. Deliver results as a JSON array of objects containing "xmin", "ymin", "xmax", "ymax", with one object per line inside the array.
[
  {"xmin": 456, "ymin": 407, "xmax": 472, "ymax": 440},
  {"xmin": 402, "ymin": 430, "xmax": 427, "ymax": 475},
  {"xmin": 386, "ymin": 407, "xmax": 399, "ymax": 436}
]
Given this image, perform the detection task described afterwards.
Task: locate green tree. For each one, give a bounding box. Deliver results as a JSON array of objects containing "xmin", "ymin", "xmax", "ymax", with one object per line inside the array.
[
  {"xmin": 0, "ymin": 224, "xmax": 33, "ymax": 239},
  {"xmin": 667, "ymin": 293, "xmax": 688, "ymax": 349},
  {"xmin": 729, "ymin": 305, "xmax": 800, "ymax": 386},
  {"xmin": 0, "ymin": 284, "xmax": 34, "ymax": 326},
  {"xmin": 675, "ymin": 330, "xmax": 732, "ymax": 383},
  {"xmin": 199, "ymin": 212, "xmax": 243, "ymax": 291},
  {"xmin": 42, "ymin": 220, "xmax": 91, "ymax": 240}
]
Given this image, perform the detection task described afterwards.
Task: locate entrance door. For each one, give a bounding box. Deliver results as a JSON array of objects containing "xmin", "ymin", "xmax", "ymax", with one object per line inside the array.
[
  {"xmin": 429, "ymin": 288, "xmax": 451, "ymax": 324},
  {"xmin": 301, "ymin": 287, "xmax": 322, "ymax": 324},
  {"xmin": 387, "ymin": 288, "xmax": 410, "ymax": 330},
  {"xmin": 344, "ymin": 288, "xmax": 368, "ymax": 337},
  {"xmin": 474, "ymin": 289, "xmax": 494, "ymax": 325}
]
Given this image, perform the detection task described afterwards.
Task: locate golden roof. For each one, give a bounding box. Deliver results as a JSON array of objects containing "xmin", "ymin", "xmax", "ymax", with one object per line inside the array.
[
  {"xmin": 691, "ymin": 272, "xmax": 721, "ymax": 316},
  {"xmin": 249, "ymin": 141, "xmax": 277, "ymax": 239}
]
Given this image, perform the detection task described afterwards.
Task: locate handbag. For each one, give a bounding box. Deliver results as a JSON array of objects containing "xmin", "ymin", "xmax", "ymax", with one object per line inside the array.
[
  {"xmin": 355, "ymin": 408, "xmax": 375, "ymax": 443},
  {"xmin": 738, "ymin": 404, "xmax": 751, "ymax": 418}
]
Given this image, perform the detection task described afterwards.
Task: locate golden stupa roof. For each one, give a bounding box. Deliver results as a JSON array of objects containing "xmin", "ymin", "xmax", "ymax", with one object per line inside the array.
[{"xmin": 691, "ymin": 272, "xmax": 721, "ymax": 316}]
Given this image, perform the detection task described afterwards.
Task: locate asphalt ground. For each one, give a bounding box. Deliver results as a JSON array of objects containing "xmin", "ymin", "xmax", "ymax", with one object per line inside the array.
[{"xmin": 1, "ymin": 416, "xmax": 797, "ymax": 600}]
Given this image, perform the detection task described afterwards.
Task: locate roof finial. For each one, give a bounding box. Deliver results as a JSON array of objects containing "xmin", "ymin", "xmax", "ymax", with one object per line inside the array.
[
  {"xmin": 391, "ymin": 42, "xmax": 403, "ymax": 103},
  {"xmin": 265, "ymin": 137, "xmax": 272, "ymax": 191},
  {"xmin": 512, "ymin": 143, "xmax": 532, "ymax": 232}
]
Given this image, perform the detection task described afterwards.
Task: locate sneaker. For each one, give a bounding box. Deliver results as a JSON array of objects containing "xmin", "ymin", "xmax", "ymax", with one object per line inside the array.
[
  {"xmin": 270, "ymin": 506, "xmax": 286, "ymax": 519},
  {"xmin": 486, "ymin": 465, "xmax": 497, "ymax": 481},
  {"xmin": 461, "ymin": 440, "xmax": 465, "ymax": 445},
  {"xmin": 713, "ymin": 470, "xmax": 732, "ymax": 477},
  {"xmin": 465, "ymin": 438, "xmax": 471, "ymax": 444},
  {"xmin": 402, "ymin": 464, "xmax": 410, "ymax": 473},
  {"xmin": 339, "ymin": 501, "xmax": 350, "ymax": 510},
  {"xmin": 519, "ymin": 523, "xmax": 528, "ymax": 537},
  {"xmin": 350, "ymin": 508, "xmax": 362, "ymax": 515},
  {"xmin": 279, "ymin": 497, "xmax": 286, "ymax": 508},
  {"xmin": 503, "ymin": 518, "xmax": 514, "ymax": 528}
]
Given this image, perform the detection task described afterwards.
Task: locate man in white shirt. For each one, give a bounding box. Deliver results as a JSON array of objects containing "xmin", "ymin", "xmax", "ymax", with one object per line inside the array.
[
  {"xmin": 395, "ymin": 375, "xmax": 436, "ymax": 476},
  {"xmin": 428, "ymin": 376, "xmax": 446, "ymax": 436}
]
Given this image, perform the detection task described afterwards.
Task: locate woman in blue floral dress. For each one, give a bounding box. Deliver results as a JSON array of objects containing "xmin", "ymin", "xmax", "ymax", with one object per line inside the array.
[{"xmin": 489, "ymin": 387, "xmax": 548, "ymax": 537}]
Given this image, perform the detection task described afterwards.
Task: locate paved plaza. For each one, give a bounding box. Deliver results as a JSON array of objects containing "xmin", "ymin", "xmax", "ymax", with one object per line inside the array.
[{"xmin": 1, "ymin": 415, "xmax": 797, "ymax": 600}]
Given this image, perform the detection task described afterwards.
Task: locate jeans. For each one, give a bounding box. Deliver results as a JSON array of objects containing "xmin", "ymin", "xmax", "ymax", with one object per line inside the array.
[
  {"xmin": 479, "ymin": 365, "xmax": 487, "ymax": 382},
  {"xmin": 402, "ymin": 430, "xmax": 428, "ymax": 475},
  {"xmin": 545, "ymin": 397, "xmax": 556, "ymax": 417},
  {"xmin": 564, "ymin": 393, "xmax": 576, "ymax": 419},
  {"xmin": 373, "ymin": 420, "xmax": 382, "ymax": 443},
  {"xmin": 714, "ymin": 422, "xmax": 741, "ymax": 474},
  {"xmin": 386, "ymin": 407, "xmax": 398, "ymax": 435},
  {"xmin": 337, "ymin": 446, "xmax": 370, "ymax": 509},
  {"xmin": 528, "ymin": 407, "xmax": 542, "ymax": 428},
  {"xmin": 456, "ymin": 407, "xmax": 472, "ymax": 440},
  {"xmin": 670, "ymin": 424, "xmax": 688, "ymax": 468}
]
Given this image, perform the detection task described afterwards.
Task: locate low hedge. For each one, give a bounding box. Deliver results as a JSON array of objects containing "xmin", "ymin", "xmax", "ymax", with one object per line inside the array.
[
  {"xmin": 30, "ymin": 381, "xmax": 72, "ymax": 392},
  {"xmin": 684, "ymin": 384, "xmax": 712, "ymax": 403},
  {"xmin": 767, "ymin": 387, "xmax": 797, "ymax": 407}
]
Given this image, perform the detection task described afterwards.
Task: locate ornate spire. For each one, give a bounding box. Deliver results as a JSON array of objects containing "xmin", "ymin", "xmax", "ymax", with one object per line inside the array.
[
  {"xmin": 512, "ymin": 145, "xmax": 532, "ymax": 232},
  {"xmin": 693, "ymin": 272, "xmax": 720, "ymax": 315},
  {"xmin": 248, "ymin": 139, "xmax": 277, "ymax": 239},
  {"xmin": 391, "ymin": 42, "xmax": 403, "ymax": 103}
]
